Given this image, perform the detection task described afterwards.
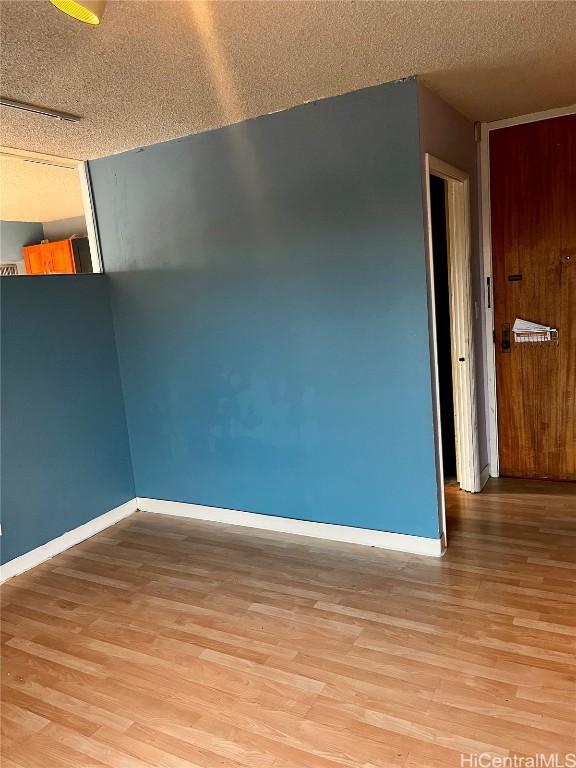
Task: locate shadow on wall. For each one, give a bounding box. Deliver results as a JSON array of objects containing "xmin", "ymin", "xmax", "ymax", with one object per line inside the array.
[{"xmin": 0, "ymin": 275, "xmax": 135, "ymax": 563}]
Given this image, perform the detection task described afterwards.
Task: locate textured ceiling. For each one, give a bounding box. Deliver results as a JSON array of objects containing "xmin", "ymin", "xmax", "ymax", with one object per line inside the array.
[
  {"xmin": 1, "ymin": 1, "xmax": 575, "ymax": 160},
  {"xmin": 0, "ymin": 152, "xmax": 84, "ymax": 222}
]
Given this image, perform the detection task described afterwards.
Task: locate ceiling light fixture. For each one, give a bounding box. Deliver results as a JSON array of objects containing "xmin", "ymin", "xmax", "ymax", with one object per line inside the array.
[
  {"xmin": 49, "ymin": 0, "xmax": 107, "ymax": 25},
  {"xmin": 0, "ymin": 97, "xmax": 81, "ymax": 122}
]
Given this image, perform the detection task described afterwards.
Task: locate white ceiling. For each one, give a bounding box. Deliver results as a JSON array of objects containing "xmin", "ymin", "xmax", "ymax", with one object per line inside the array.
[
  {"xmin": 0, "ymin": 152, "xmax": 85, "ymax": 222},
  {"xmin": 1, "ymin": 1, "xmax": 575, "ymax": 160}
]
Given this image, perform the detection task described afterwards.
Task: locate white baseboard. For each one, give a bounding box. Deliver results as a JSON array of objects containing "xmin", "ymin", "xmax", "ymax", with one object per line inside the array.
[
  {"xmin": 0, "ymin": 495, "xmax": 443, "ymax": 584},
  {"xmin": 0, "ymin": 498, "xmax": 137, "ymax": 583},
  {"xmin": 480, "ymin": 464, "xmax": 490, "ymax": 490},
  {"xmin": 137, "ymin": 497, "xmax": 444, "ymax": 557}
]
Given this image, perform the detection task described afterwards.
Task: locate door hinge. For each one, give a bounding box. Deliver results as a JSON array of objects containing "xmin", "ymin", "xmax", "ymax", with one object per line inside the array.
[{"xmin": 493, "ymin": 329, "xmax": 496, "ymax": 344}]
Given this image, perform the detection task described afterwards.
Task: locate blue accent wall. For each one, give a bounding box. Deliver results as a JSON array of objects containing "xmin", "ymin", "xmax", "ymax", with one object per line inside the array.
[
  {"xmin": 0, "ymin": 276, "xmax": 135, "ymax": 563},
  {"xmin": 90, "ymin": 79, "xmax": 440, "ymax": 539}
]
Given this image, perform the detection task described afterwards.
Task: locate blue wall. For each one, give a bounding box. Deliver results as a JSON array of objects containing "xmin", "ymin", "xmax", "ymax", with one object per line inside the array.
[
  {"xmin": 90, "ymin": 79, "xmax": 440, "ymax": 539},
  {"xmin": 1, "ymin": 220, "xmax": 44, "ymax": 264},
  {"xmin": 0, "ymin": 276, "xmax": 135, "ymax": 563}
]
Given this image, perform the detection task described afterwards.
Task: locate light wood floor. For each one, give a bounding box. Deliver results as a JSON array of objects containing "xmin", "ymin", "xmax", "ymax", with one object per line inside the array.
[{"xmin": 1, "ymin": 479, "xmax": 575, "ymax": 767}]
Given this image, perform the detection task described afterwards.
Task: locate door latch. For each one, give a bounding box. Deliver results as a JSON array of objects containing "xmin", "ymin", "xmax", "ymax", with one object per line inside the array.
[{"xmin": 501, "ymin": 323, "xmax": 511, "ymax": 352}]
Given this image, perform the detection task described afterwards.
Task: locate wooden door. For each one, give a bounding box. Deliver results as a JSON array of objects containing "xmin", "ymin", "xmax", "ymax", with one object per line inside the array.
[
  {"xmin": 23, "ymin": 244, "xmax": 46, "ymax": 275},
  {"xmin": 490, "ymin": 114, "xmax": 576, "ymax": 480},
  {"xmin": 49, "ymin": 240, "xmax": 76, "ymax": 274}
]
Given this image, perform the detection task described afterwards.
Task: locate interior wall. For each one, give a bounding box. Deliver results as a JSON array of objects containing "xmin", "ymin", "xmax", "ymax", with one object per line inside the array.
[
  {"xmin": 0, "ymin": 220, "xmax": 44, "ymax": 274},
  {"xmin": 89, "ymin": 78, "xmax": 441, "ymax": 540},
  {"xmin": 417, "ymin": 81, "xmax": 489, "ymax": 473},
  {"xmin": 43, "ymin": 216, "xmax": 88, "ymax": 242},
  {"xmin": 0, "ymin": 275, "xmax": 135, "ymax": 563}
]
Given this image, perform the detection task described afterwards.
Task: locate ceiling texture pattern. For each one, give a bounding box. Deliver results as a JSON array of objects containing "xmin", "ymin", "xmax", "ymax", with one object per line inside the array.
[{"xmin": 1, "ymin": 0, "xmax": 575, "ymax": 160}]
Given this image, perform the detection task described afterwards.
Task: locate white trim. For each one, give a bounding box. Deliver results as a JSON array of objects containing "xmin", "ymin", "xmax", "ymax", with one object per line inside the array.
[
  {"xmin": 423, "ymin": 158, "xmax": 448, "ymax": 538},
  {"xmin": 480, "ymin": 124, "xmax": 499, "ymax": 477},
  {"xmin": 0, "ymin": 495, "xmax": 443, "ymax": 585},
  {"xmin": 0, "ymin": 498, "xmax": 137, "ymax": 583},
  {"xmin": 78, "ymin": 162, "xmax": 103, "ymax": 274},
  {"xmin": 427, "ymin": 156, "xmax": 468, "ymax": 184},
  {"xmin": 480, "ymin": 104, "xmax": 576, "ymax": 479},
  {"xmin": 486, "ymin": 104, "xmax": 576, "ymax": 132},
  {"xmin": 424, "ymin": 155, "xmax": 481, "ymax": 495},
  {"xmin": 137, "ymin": 498, "xmax": 444, "ymax": 557},
  {"xmin": 0, "ymin": 146, "xmax": 79, "ymax": 169},
  {"xmin": 480, "ymin": 463, "xmax": 490, "ymax": 490}
]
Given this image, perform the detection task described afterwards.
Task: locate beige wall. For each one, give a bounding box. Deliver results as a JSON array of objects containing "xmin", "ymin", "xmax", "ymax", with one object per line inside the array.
[
  {"xmin": 0, "ymin": 154, "xmax": 84, "ymax": 223},
  {"xmin": 43, "ymin": 216, "xmax": 87, "ymax": 242}
]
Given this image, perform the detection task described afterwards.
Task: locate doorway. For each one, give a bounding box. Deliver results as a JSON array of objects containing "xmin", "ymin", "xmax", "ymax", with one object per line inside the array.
[
  {"xmin": 487, "ymin": 114, "xmax": 575, "ymax": 481},
  {"xmin": 430, "ymin": 174, "xmax": 457, "ymax": 482},
  {"xmin": 0, "ymin": 146, "xmax": 102, "ymax": 276},
  {"xmin": 425, "ymin": 155, "xmax": 482, "ymax": 541}
]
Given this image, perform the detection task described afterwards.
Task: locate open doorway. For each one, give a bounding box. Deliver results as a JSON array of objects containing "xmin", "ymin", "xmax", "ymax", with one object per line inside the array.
[
  {"xmin": 430, "ymin": 175, "xmax": 457, "ymax": 483},
  {"xmin": 425, "ymin": 155, "xmax": 482, "ymax": 541},
  {"xmin": 0, "ymin": 147, "xmax": 101, "ymax": 277}
]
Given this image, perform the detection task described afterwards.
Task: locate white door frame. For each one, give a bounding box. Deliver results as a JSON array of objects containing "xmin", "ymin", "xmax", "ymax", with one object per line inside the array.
[
  {"xmin": 479, "ymin": 104, "xmax": 576, "ymax": 477},
  {"xmin": 78, "ymin": 162, "xmax": 104, "ymax": 274},
  {"xmin": 0, "ymin": 146, "xmax": 103, "ymax": 274},
  {"xmin": 424, "ymin": 154, "xmax": 481, "ymax": 537}
]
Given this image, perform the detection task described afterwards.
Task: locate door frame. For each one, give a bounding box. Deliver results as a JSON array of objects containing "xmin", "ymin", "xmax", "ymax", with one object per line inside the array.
[
  {"xmin": 0, "ymin": 146, "xmax": 103, "ymax": 274},
  {"xmin": 424, "ymin": 154, "xmax": 481, "ymax": 542},
  {"xmin": 479, "ymin": 104, "xmax": 576, "ymax": 477}
]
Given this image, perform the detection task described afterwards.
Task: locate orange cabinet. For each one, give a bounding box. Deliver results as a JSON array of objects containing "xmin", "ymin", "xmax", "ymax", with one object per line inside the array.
[
  {"xmin": 49, "ymin": 240, "xmax": 76, "ymax": 273},
  {"xmin": 23, "ymin": 239, "xmax": 76, "ymax": 275},
  {"xmin": 22, "ymin": 244, "xmax": 47, "ymax": 275}
]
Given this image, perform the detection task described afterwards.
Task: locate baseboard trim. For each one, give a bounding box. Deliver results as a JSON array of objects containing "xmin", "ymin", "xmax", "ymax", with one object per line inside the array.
[
  {"xmin": 137, "ymin": 497, "xmax": 444, "ymax": 557},
  {"xmin": 0, "ymin": 495, "xmax": 443, "ymax": 583},
  {"xmin": 0, "ymin": 498, "xmax": 137, "ymax": 583},
  {"xmin": 480, "ymin": 463, "xmax": 490, "ymax": 490}
]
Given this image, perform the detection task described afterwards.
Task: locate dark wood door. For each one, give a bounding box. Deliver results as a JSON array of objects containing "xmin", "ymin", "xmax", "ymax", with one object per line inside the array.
[{"xmin": 490, "ymin": 115, "xmax": 576, "ymax": 480}]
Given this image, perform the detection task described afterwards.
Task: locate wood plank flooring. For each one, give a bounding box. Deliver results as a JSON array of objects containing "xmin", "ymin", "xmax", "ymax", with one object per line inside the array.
[{"xmin": 1, "ymin": 478, "xmax": 575, "ymax": 767}]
